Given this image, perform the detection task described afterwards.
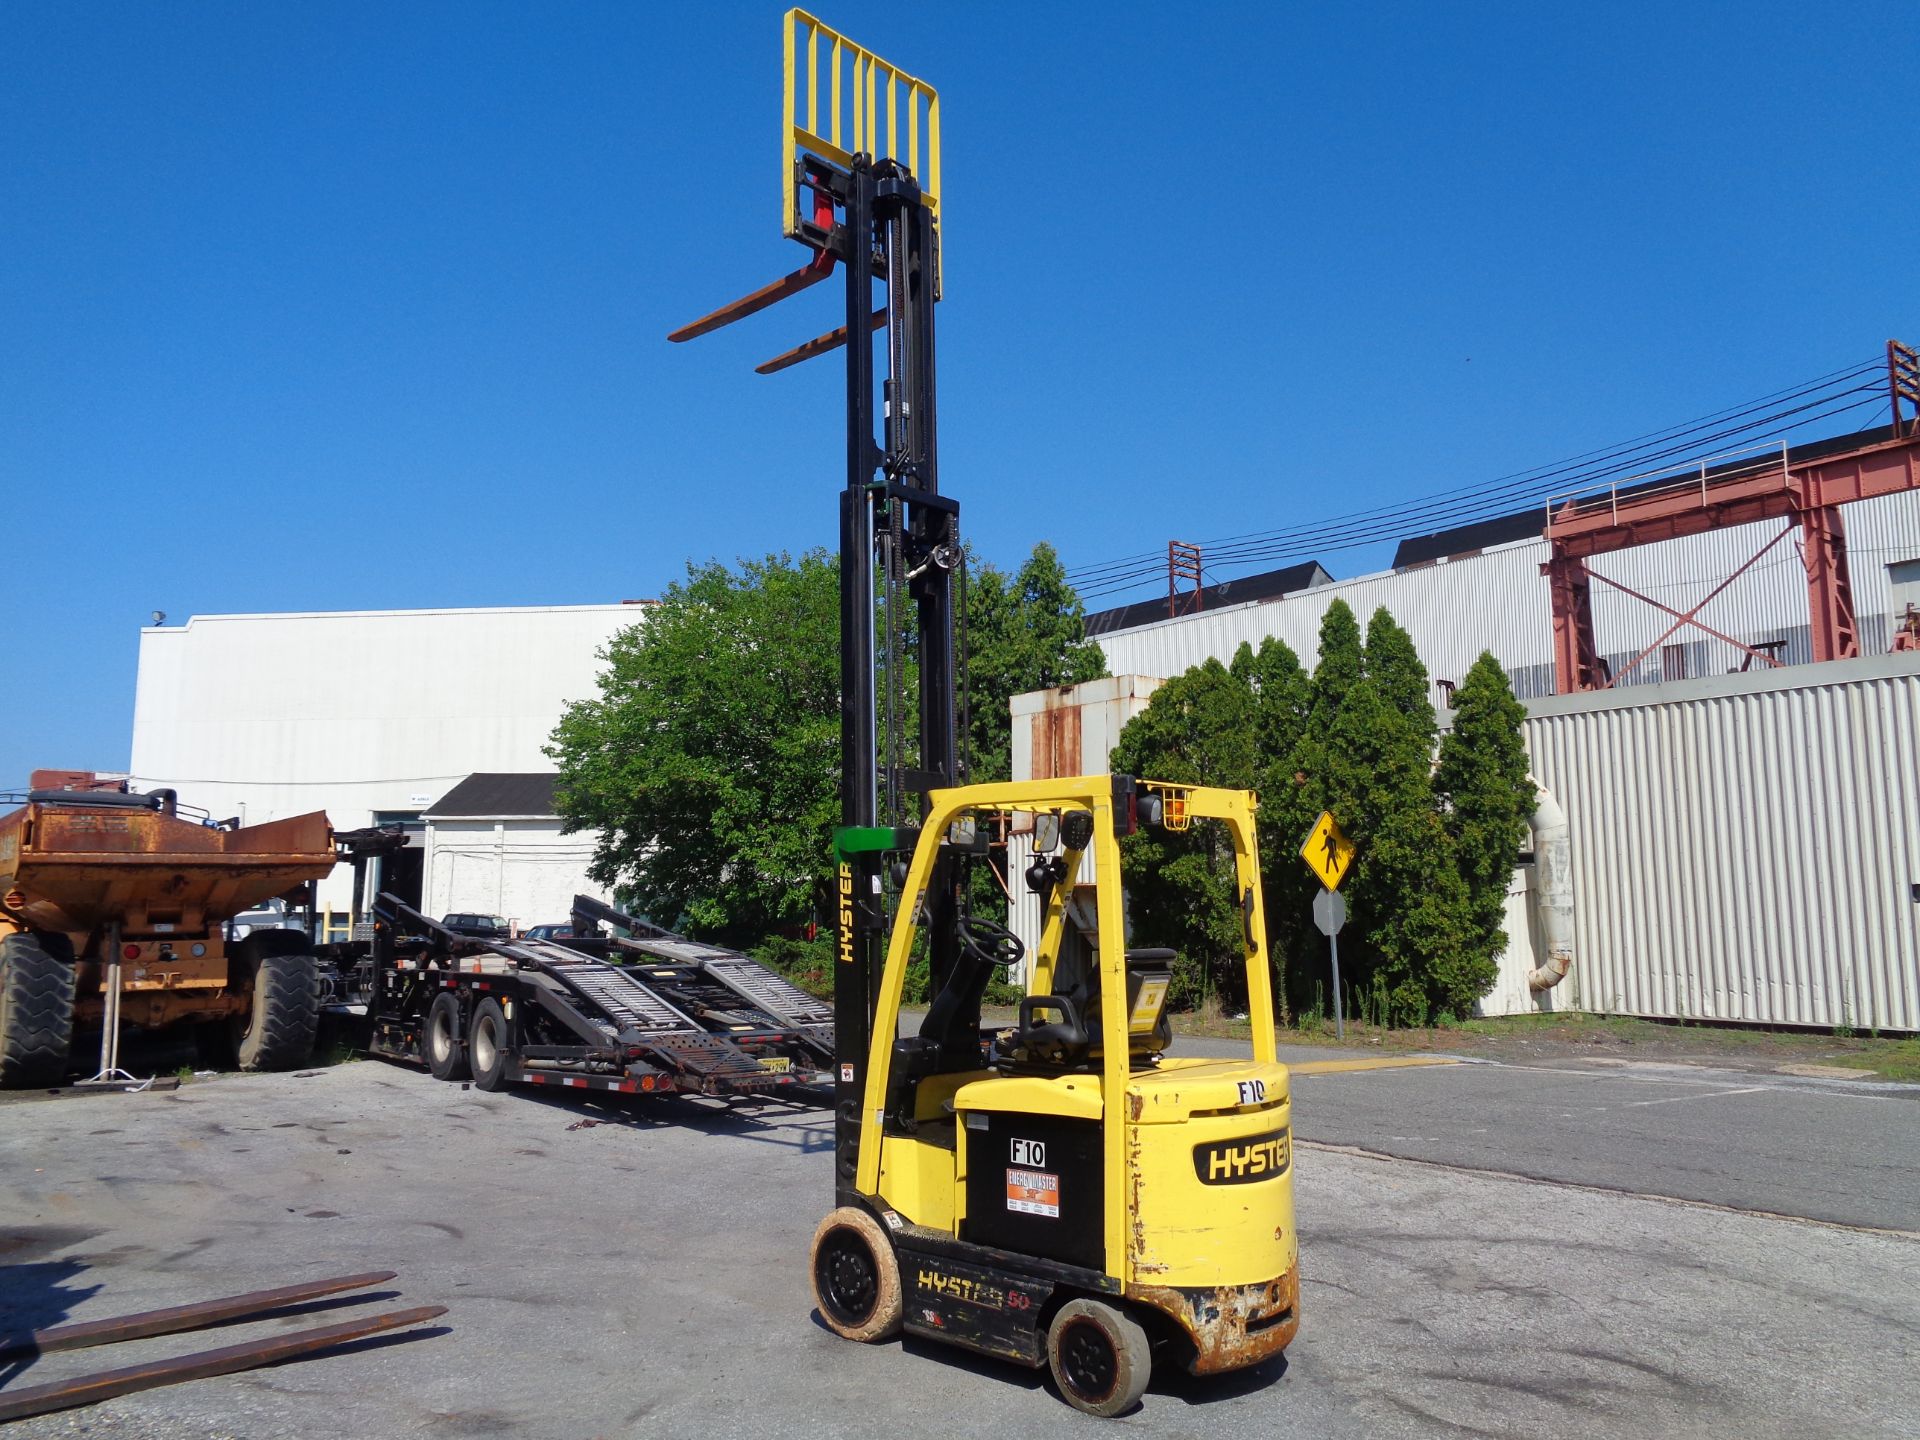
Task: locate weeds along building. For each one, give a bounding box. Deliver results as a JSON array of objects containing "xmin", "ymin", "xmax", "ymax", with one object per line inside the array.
[{"xmin": 128, "ymin": 602, "xmax": 648, "ymax": 932}]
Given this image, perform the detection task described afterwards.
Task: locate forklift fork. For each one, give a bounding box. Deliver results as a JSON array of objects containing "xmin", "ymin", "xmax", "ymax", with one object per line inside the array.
[{"xmin": 668, "ymin": 179, "xmax": 843, "ymax": 355}]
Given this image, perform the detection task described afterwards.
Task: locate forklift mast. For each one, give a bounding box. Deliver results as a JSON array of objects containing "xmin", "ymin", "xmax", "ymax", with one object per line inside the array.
[{"xmin": 668, "ymin": 14, "xmax": 965, "ymax": 1202}]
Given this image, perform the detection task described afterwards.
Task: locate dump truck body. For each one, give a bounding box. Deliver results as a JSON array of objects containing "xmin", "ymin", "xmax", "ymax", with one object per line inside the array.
[{"xmin": 0, "ymin": 787, "xmax": 335, "ymax": 1083}]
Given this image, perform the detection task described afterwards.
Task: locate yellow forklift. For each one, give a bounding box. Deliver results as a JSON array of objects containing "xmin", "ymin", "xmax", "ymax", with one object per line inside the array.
[{"xmin": 675, "ymin": 12, "xmax": 1299, "ymax": 1415}]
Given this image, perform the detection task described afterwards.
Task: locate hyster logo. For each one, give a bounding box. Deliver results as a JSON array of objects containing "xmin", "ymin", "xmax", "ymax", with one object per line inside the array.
[
  {"xmin": 915, "ymin": 1270, "xmax": 1007, "ymax": 1310},
  {"xmin": 1194, "ymin": 1127, "xmax": 1291, "ymax": 1185},
  {"xmin": 1010, "ymin": 1138, "xmax": 1045, "ymax": 1167},
  {"xmin": 837, "ymin": 862, "xmax": 855, "ymax": 965}
]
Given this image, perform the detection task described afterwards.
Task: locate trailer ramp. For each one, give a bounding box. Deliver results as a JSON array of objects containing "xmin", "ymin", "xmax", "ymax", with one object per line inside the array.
[{"xmin": 504, "ymin": 941, "xmax": 782, "ymax": 1092}]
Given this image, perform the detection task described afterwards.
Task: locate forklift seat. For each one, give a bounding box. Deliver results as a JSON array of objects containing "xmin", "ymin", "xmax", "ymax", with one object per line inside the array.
[{"xmin": 1013, "ymin": 948, "xmax": 1175, "ymax": 1068}]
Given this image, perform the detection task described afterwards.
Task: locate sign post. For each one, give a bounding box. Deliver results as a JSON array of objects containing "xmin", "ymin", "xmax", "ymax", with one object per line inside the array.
[
  {"xmin": 1311, "ymin": 887, "xmax": 1348, "ymax": 1039},
  {"xmin": 1300, "ymin": 812, "xmax": 1356, "ymax": 1039}
]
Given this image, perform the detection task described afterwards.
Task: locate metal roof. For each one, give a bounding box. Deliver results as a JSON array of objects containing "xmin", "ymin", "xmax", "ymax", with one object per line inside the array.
[{"xmin": 1083, "ymin": 560, "xmax": 1333, "ymax": 636}]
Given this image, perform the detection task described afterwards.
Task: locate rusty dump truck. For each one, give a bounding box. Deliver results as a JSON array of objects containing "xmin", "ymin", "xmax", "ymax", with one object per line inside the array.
[{"xmin": 0, "ymin": 778, "xmax": 336, "ymax": 1087}]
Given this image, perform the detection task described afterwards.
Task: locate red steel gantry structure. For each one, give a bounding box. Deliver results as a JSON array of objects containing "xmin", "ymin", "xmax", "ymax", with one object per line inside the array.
[{"xmin": 1543, "ymin": 340, "xmax": 1920, "ymax": 693}]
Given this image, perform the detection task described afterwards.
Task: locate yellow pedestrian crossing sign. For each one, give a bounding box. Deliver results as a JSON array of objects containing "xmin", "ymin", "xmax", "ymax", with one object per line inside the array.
[{"xmin": 1300, "ymin": 811, "xmax": 1356, "ymax": 890}]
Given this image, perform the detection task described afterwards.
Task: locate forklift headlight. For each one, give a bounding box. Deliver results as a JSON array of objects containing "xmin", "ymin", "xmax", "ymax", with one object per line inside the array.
[
  {"xmin": 1137, "ymin": 792, "xmax": 1165, "ymax": 828},
  {"xmin": 1060, "ymin": 810, "xmax": 1095, "ymax": 851}
]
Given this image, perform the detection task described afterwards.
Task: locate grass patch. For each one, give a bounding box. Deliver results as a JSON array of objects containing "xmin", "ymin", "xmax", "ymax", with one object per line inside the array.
[{"xmin": 1168, "ymin": 1006, "xmax": 1920, "ymax": 1082}]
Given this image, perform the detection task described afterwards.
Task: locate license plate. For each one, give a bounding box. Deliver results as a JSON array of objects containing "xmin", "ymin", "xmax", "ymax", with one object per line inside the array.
[{"xmin": 759, "ymin": 1055, "xmax": 791, "ymax": 1074}]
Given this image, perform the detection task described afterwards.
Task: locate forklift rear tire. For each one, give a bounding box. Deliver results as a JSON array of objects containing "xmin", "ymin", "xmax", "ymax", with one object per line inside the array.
[
  {"xmin": 468, "ymin": 998, "xmax": 511, "ymax": 1092},
  {"xmin": 1046, "ymin": 1298, "xmax": 1151, "ymax": 1418},
  {"xmin": 0, "ymin": 931, "xmax": 76, "ymax": 1089},
  {"xmin": 809, "ymin": 1207, "xmax": 902, "ymax": 1343},
  {"xmin": 424, "ymin": 992, "xmax": 470, "ymax": 1082}
]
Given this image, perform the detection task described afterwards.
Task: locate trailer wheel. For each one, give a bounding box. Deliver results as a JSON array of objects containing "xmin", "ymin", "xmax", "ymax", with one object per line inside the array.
[
  {"xmin": 1046, "ymin": 1298, "xmax": 1151, "ymax": 1418},
  {"xmin": 231, "ymin": 934, "xmax": 320, "ymax": 1072},
  {"xmin": 0, "ymin": 932, "xmax": 76, "ymax": 1089},
  {"xmin": 808, "ymin": 1207, "xmax": 902, "ymax": 1343},
  {"xmin": 468, "ymin": 998, "xmax": 511, "ymax": 1091},
  {"xmin": 424, "ymin": 992, "xmax": 470, "ymax": 1082}
]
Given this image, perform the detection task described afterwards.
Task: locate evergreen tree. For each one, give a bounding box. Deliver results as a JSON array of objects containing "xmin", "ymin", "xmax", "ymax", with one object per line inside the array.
[
  {"xmin": 1435, "ymin": 651, "xmax": 1535, "ymax": 983},
  {"xmin": 1364, "ymin": 607, "xmax": 1438, "ymax": 751}
]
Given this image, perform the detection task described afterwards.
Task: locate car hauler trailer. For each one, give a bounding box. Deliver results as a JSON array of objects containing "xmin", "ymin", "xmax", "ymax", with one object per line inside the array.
[{"xmin": 326, "ymin": 893, "xmax": 832, "ymax": 1099}]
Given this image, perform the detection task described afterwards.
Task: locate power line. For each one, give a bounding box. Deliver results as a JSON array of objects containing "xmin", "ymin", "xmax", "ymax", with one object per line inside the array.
[{"xmin": 1069, "ymin": 357, "xmax": 1890, "ymax": 604}]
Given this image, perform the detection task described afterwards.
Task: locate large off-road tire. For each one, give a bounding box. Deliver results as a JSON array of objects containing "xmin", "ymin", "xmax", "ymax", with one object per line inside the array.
[
  {"xmin": 424, "ymin": 991, "xmax": 470, "ymax": 1082},
  {"xmin": 230, "ymin": 932, "xmax": 320, "ymax": 1072},
  {"xmin": 468, "ymin": 998, "xmax": 512, "ymax": 1091},
  {"xmin": 0, "ymin": 932, "xmax": 76, "ymax": 1089},
  {"xmin": 809, "ymin": 1207, "xmax": 903, "ymax": 1343},
  {"xmin": 1046, "ymin": 1298, "xmax": 1152, "ymax": 1418}
]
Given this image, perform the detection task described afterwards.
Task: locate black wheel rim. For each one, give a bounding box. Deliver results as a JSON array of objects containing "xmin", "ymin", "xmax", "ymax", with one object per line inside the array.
[
  {"xmin": 816, "ymin": 1229, "xmax": 878, "ymax": 1326},
  {"xmin": 1060, "ymin": 1317, "xmax": 1119, "ymax": 1403}
]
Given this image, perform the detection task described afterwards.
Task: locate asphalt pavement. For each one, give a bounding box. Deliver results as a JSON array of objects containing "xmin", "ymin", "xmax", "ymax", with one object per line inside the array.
[
  {"xmin": 1172, "ymin": 1032, "xmax": 1920, "ymax": 1233},
  {"xmin": 2, "ymin": 1053, "xmax": 1917, "ymax": 1438}
]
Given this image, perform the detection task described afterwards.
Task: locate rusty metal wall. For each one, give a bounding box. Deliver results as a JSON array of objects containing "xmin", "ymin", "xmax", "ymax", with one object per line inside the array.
[
  {"xmin": 1524, "ymin": 653, "xmax": 1920, "ymax": 1031},
  {"xmin": 1006, "ymin": 677, "xmax": 1164, "ymax": 979}
]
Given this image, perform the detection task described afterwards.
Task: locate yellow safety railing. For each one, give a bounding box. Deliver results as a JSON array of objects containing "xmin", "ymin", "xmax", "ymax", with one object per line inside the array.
[{"xmin": 783, "ymin": 9, "xmax": 940, "ymax": 245}]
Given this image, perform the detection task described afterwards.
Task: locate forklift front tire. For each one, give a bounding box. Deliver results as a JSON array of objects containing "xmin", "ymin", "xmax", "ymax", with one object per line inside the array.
[
  {"xmin": 1046, "ymin": 1298, "xmax": 1151, "ymax": 1418},
  {"xmin": 809, "ymin": 1207, "xmax": 902, "ymax": 1343}
]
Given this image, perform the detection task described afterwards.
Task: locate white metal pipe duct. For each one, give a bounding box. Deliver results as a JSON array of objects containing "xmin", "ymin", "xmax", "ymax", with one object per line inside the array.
[{"xmin": 1525, "ymin": 776, "xmax": 1574, "ymax": 992}]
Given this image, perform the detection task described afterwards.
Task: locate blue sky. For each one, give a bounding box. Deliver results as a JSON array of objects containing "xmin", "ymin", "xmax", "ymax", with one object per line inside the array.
[{"xmin": 3, "ymin": 1, "xmax": 1913, "ymax": 785}]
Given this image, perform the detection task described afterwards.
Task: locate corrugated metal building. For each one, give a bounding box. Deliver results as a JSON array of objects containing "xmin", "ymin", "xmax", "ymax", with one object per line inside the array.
[
  {"xmin": 129, "ymin": 602, "xmax": 643, "ymax": 918},
  {"xmin": 1526, "ymin": 653, "xmax": 1920, "ymax": 1032},
  {"xmin": 1007, "ymin": 657, "xmax": 1920, "ymax": 1032}
]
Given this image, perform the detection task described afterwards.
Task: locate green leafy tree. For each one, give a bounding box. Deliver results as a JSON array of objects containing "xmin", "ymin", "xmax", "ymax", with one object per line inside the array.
[
  {"xmin": 546, "ymin": 552, "xmax": 841, "ymax": 947},
  {"xmin": 1435, "ymin": 652, "xmax": 1535, "ymax": 979},
  {"xmin": 965, "ymin": 542, "xmax": 1109, "ymax": 783},
  {"xmin": 1107, "ymin": 658, "xmax": 1256, "ymax": 1009},
  {"xmin": 548, "ymin": 542, "xmax": 1106, "ymax": 955}
]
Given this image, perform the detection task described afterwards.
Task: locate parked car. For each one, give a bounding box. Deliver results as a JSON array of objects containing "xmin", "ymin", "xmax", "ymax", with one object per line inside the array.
[
  {"xmin": 522, "ymin": 923, "xmax": 575, "ymax": 942},
  {"xmin": 441, "ymin": 912, "xmax": 511, "ymax": 939},
  {"xmin": 227, "ymin": 897, "xmax": 306, "ymax": 941}
]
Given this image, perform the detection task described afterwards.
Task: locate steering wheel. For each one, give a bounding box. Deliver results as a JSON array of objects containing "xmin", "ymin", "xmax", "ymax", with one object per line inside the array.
[{"xmin": 957, "ymin": 913, "xmax": 1026, "ymax": 968}]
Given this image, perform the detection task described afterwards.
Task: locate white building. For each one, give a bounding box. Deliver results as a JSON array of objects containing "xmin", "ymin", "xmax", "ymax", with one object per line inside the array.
[
  {"xmin": 129, "ymin": 602, "xmax": 645, "ymax": 925},
  {"xmin": 422, "ymin": 773, "xmax": 602, "ymax": 931}
]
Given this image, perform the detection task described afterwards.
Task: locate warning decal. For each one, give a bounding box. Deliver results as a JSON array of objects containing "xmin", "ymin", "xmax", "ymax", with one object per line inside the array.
[{"xmin": 1006, "ymin": 1168, "xmax": 1060, "ymax": 1218}]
